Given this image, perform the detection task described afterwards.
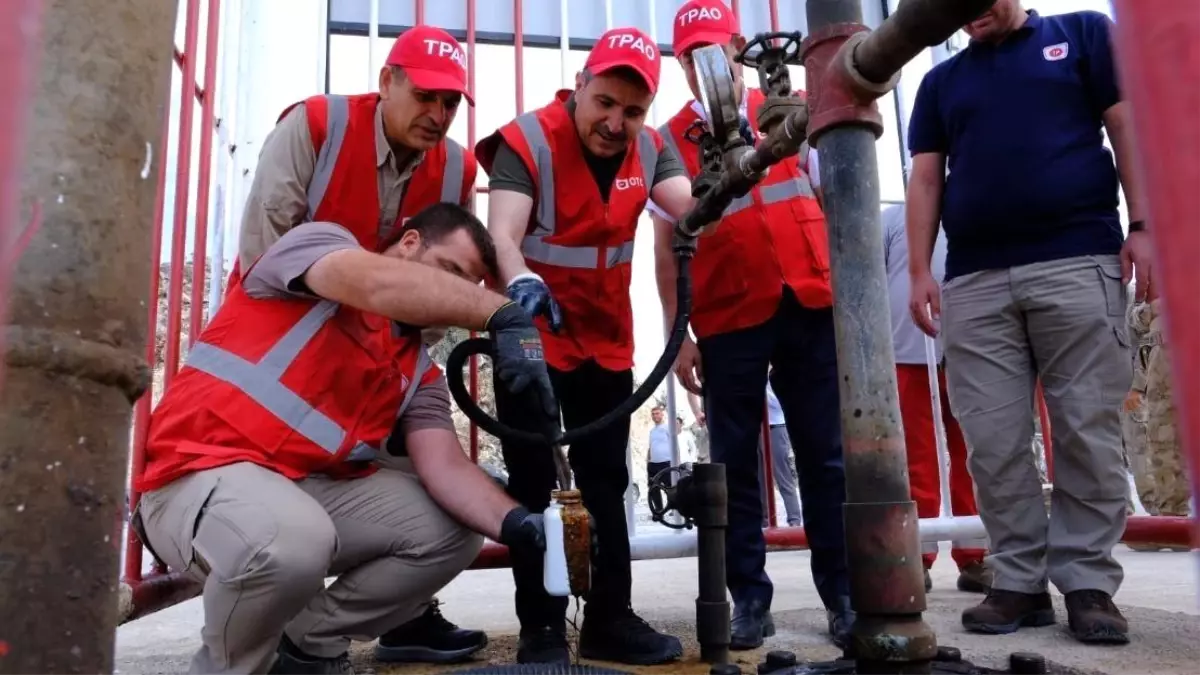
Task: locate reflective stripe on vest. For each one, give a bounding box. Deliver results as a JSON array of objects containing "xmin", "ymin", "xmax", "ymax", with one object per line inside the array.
[
  {"xmin": 515, "ymin": 112, "xmax": 656, "ymax": 269},
  {"xmin": 304, "ymin": 95, "xmax": 466, "ymax": 221},
  {"xmin": 185, "ymin": 302, "xmax": 433, "ymax": 463}
]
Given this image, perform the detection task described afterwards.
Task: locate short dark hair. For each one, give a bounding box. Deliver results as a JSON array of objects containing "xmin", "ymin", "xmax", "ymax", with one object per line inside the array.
[{"xmin": 391, "ymin": 202, "xmax": 499, "ymax": 279}]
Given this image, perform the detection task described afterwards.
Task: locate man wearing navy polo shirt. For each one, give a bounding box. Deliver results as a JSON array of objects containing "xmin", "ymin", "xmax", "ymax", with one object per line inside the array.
[{"xmin": 905, "ymin": 0, "xmax": 1153, "ymax": 646}]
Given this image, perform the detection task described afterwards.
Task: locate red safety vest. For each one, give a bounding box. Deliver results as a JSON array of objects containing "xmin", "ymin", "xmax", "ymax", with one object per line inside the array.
[
  {"xmin": 476, "ymin": 90, "xmax": 663, "ymax": 372},
  {"xmin": 227, "ymin": 93, "xmax": 477, "ymax": 288},
  {"xmin": 659, "ymin": 89, "xmax": 832, "ymax": 340},
  {"xmin": 136, "ymin": 278, "xmax": 439, "ymax": 492}
]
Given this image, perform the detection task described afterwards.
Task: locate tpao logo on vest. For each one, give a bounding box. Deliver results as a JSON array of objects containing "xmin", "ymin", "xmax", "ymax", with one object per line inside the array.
[
  {"xmin": 678, "ymin": 6, "xmax": 724, "ymax": 27},
  {"xmin": 423, "ymin": 39, "xmax": 468, "ymax": 69},
  {"xmin": 614, "ymin": 176, "xmax": 645, "ymax": 191},
  {"xmin": 606, "ymin": 32, "xmax": 658, "ymax": 62}
]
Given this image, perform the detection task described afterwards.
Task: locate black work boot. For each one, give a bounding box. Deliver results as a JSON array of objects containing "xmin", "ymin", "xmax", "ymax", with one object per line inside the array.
[
  {"xmin": 270, "ymin": 635, "xmax": 354, "ymax": 675},
  {"xmin": 924, "ymin": 568, "xmax": 933, "ymax": 593},
  {"xmin": 1065, "ymin": 589, "xmax": 1129, "ymax": 645},
  {"xmin": 579, "ymin": 607, "xmax": 683, "ymax": 665},
  {"xmin": 962, "ymin": 589, "xmax": 1056, "ymax": 634},
  {"xmin": 956, "ymin": 562, "xmax": 993, "ymax": 594},
  {"xmin": 729, "ymin": 599, "xmax": 775, "ymax": 651},
  {"xmin": 826, "ymin": 596, "xmax": 855, "ymax": 651},
  {"xmin": 516, "ymin": 625, "xmax": 570, "ymax": 665},
  {"xmin": 374, "ymin": 601, "xmax": 488, "ymax": 663}
]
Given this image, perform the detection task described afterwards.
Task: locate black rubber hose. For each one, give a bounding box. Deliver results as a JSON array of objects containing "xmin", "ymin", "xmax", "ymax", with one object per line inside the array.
[
  {"xmin": 447, "ymin": 665, "xmax": 634, "ymax": 675},
  {"xmin": 447, "ymin": 254, "xmax": 693, "ymax": 447}
]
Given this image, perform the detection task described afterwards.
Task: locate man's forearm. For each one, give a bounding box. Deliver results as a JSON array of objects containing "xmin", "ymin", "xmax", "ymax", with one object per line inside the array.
[
  {"xmin": 1107, "ymin": 112, "xmax": 1146, "ymax": 223},
  {"xmin": 410, "ymin": 431, "xmax": 518, "ymax": 540},
  {"xmin": 905, "ymin": 186, "xmax": 942, "ymax": 276},
  {"xmin": 494, "ymin": 235, "xmax": 534, "ymax": 286},
  {"xmin": 308, "ymin": 249, "xmax": 508, "ymax": 330}
]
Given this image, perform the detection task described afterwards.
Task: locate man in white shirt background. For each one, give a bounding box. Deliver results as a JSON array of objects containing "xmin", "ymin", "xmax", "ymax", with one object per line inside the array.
[
  {"xmin": 647, "ymin": 406, "xmax": 674, "ymax": 502},
  {"xmin": 677, "ymin": 416, "xmax": 699, "ymax": 467}
]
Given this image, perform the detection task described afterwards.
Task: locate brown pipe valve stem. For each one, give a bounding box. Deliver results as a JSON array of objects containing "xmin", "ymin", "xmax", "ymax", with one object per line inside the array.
[{"xmin": 554, "ymin": 489, "xmax": 591, "ymax": 598}]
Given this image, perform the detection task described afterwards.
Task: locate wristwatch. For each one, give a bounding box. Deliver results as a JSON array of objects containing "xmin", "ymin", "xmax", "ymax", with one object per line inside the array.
[{"xmin": 1129, "ymin": 220, "xmax": 1146, "ymax": 233}]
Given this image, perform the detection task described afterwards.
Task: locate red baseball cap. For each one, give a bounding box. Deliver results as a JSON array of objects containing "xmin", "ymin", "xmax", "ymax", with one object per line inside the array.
[
  {"xmin": 673, "ymin": 0, "xmax": 738, "ymax": 56},
  {"xmin": 585, "ymin": 27, "xmax": 662, "ymax": 95},
  {"xmin": 386, "ymin": 25, "xmax": 474, "ymax": 105}
]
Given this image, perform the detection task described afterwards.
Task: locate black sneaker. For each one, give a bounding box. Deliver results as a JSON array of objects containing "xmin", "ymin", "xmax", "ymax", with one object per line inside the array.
[
  {"xmin": 579, "ymin": 608, "xmax": 683, "ymax": 665},
  {"xmin": 730, "ymin": 599, "xmax": 775, "ymax": 650},
  {"xmin": 374, "ymin": 601, "xmax": 488, "ymax": 663},
  {"xmin": 517, "ymin": 625, "xmax": 570, "ymax": 665},
  {"xmin": 270, "ymin": 635, "xmax": 355, "ymax": 675}
]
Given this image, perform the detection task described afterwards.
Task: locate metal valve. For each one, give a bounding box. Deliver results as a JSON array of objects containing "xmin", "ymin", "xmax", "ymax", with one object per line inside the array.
[{"xmin": 647, "ymin": 464, "xmax": 699, "ymax": 530}]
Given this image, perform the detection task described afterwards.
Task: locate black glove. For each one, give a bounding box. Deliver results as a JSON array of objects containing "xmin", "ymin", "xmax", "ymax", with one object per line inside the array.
[
  {"xmin": 486, "ymin": 301, "xmax": 559, "ymax": 421},
  {"xmin": 507, "ymin": 275, "xmax": 564, "ymax": 333},
  {"xmin": 499, "ymin": 506, "xmax": 546, "ymax": 553}
]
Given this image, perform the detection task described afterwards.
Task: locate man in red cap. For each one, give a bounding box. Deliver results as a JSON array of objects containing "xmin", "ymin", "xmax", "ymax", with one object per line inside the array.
[
  {"xmin": 475, "ymin": 26, "xmax": 696, "ymax": 666},
  {"xmin": 648, "ymin": 0, "xmax": 854, "ymax": 652},
  {"xmin": 235, "ymin": 24, "xmax": 477, "ymax": 279},
  {"xmin": 192, "ymin": 25, "xmax": 491, "ymax": 669}
]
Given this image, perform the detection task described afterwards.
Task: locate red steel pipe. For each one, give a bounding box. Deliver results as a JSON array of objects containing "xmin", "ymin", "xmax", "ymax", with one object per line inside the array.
[
  {"xmin": 760, "ymin": 398, "xmax": 777, "ymax": 527},
  {"xmin": 189, "ymin": 0, "xmax": 223, "ymax": 346},
  {"xmin": 466, "ymin": 0, "xmax": 480, "ymax": 463},
  {"xmin": 163, "ymin": 0, "xmax": 203, "ymax": 387},
  {"xmin": 0, "ymin": 0, "xmax": 43, "ymax": 397},
  {"xmin": 768, "ymin": 0, "xmax": 780, "ymax": 31},
  {"xmin": 124, "ymin": 108, "xmax": 175, "ymax": 584},
  {"xmin": 514, "ymin": 0, "xmax": 525, "ymax": 114},
  {"xmin": 1035, "ymin": 381, "xmax": 1053, "ymax": 482},
  {"xmin": 416, "ymin": 0, "xmax": 426, "ymax": 26},
  {"xmin": 1109, "ymin": 0, "xmax": 1200, "ymax": 542}
]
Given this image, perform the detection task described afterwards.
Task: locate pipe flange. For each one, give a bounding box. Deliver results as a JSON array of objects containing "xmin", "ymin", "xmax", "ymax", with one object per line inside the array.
[{"xmin": 841, "ymin": 31, "xmax": 902, "ymax": 99}]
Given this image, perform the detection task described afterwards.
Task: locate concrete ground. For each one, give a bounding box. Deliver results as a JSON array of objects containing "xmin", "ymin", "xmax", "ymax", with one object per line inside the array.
[{"xmin": 116, "ymin": 544, "xmax": 1200, "ymax": 675}]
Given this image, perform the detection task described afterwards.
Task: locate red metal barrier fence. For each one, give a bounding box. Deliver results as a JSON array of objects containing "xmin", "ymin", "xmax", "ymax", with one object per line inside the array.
[{"xmin": 115, "ymin": 0, "xmax": 1194, "ymax": 623}]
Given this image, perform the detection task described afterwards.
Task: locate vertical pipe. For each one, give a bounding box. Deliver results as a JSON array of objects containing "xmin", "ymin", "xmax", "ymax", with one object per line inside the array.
[
  {"xmin": 466, "ymin": 0, "xmax": 480, "ymax": 463},
  {"xmin": 189, "ymin": 0, "xmax": 223, "ymax": 347},
  {"xmin": 730, "ymin": 0, "xmax": 740, "ymax": 26},
  {"xmin": 124, "ymin": 66, "xmax": 177, "ymax": 587},
  {"xmin": 416, "ymin": 0, "xmax": 426, "ymax": 25},
  {"xmin": 514, "ymin": 0, "xmax": 525, "ymax": 114},
  {"xmin": 760, "ymin": 399, "xmax": 777, "ymax": 527},
  {"xmin": 368, "ymin": 0, "xmax": 380, "ymax": 87},
  {"xmin": 626, "ymin": 437, "xmax": 638, "ymax": 536},
  {"xmin": 1036, "ymin": 382, "xmax": 1053, "ymax": 482},
  {"xmin": 646, "ymin": 0, "xmax": 660, "ymax": 125},
  {"xmin": 559, "ymin": 0, "xmax": 571, "ymax": 88},
  {"xmin": 316, "ymin": 0, "xmax": 330, "ymax": 93},
  {"xmin": 605, "ymin": 0, "xmax": 614, "ymax": 31},
  {"xmin": 0, "ymin": 0, "xmax": 43, "ymax": 396},
  {"xmin": 694, "ymin": 462, "xmax": 730, "ymax": 665},
  {"xmin": 0, "ymin": 0, "xmax": 177, "ymax": 669},
  {"xmin": 1108, "ymin": 0, "xmax": 1200, "ymax": 599},
  {"xmin": 163, "ymin": 0, "xmax": 203, "ymax": 387},
  {"xmin": 805, "ymin": 0, "xmax": 936, "ymax": 668},
  {"xmin": 768, "ymin": 0, "xmax": 780, "ymax": 31}
]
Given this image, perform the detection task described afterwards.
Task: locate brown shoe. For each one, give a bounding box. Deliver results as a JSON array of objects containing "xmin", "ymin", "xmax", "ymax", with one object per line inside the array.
[
  {"xmin": 962, "ymin": 589, "xmax": 1056, "ymax": 634},
  {"xmin": 1064, "ymin": 590, "xmax": 1129, "ymax": 645},
  {"xmin": 956, "ymin": 562, "xmax": 993, "ymax": 594}
]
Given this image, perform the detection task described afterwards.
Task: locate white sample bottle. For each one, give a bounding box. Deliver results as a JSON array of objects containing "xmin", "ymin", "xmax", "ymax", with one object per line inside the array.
[{"xmin": 543, "ymin": 501, "xmax": 570, "ymax": 596}]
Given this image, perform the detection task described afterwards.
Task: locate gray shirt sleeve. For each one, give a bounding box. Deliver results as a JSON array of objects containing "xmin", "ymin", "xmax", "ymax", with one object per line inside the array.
[
  {"xmin": 487, "ymin": 140, "xmax": 536, "ymax": 197},
  {"xmin": 653, "ymin": 142, "xmax": 686, "ymax": 186},
  {"xmin": 241, "ymin": 222, "xmax": 361, "ymax": 300},
  {"xmin": 399, "ymin": 374, "xmax": 456, "ymax": 435}
]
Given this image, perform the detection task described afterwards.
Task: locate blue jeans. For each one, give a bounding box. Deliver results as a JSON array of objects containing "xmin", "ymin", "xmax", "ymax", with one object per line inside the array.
[{"xmin": 698, "ymin": 290, "xmax": 849, "ymax": 610}]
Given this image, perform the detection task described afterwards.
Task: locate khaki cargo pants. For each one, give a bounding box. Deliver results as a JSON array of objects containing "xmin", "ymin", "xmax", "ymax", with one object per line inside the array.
[
  {"xmin": 135, "ymin": 457, "xmax": 482, "ymax": 674},
  {"xmin": 942, "ymin": 255, "xmax": 1132, "ymax": 596}
]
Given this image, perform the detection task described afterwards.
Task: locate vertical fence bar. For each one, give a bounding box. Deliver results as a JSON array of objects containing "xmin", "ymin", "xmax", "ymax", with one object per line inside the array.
[
  {"xmin": 514, "ymin": 0, "xmax": 525, "ymax": 114},
  {"xmin": 559, "ymin": 0, "xmax": 571, "ymax": 88},
  {"xmin": 0, "ymin": 0, "xmax": 42, "ymax": 396},
  {"xmin": 369, "ymin": 0, "xmax": 380, "ymax": 85},
  {"xmin": 416, "ymin": 0, "xmax": 426, "ymax": 25},
  {"xmin": 466, "ymin": 0, "xmax": 480, "ymax": 463},
  {"xmin": 761, "ymin": 398, "xmax": 777, "ymax": 527},
  {"xmin": 1108, "ymin": 0, "xmax": 1200, "ymax": 593},
  {"xmin": 1035, "ymin": 382, "xmax": 1053, "ymax": 482},
  {"xmin": 163, "ymin": 0, "xmax": 203, "ymax": 387},
  {"xmin": 189, "ymin": 0, "xmax": 223, "ymax": 347}
]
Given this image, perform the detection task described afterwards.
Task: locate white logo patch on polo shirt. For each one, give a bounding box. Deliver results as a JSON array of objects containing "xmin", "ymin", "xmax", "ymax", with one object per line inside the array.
[{"xmin": 1043, "ymin": 42, "xmax": 1069, "ymax": 61}]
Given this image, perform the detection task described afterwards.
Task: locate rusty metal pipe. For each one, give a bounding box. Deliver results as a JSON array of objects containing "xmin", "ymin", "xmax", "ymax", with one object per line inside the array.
[
  {"xmin": 850, "ymin": 0, "xmax": 993, "ymax": 85},
  {"xmin": 0, "ymin": 0, "xmax": 177, "ymax": 671}
]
